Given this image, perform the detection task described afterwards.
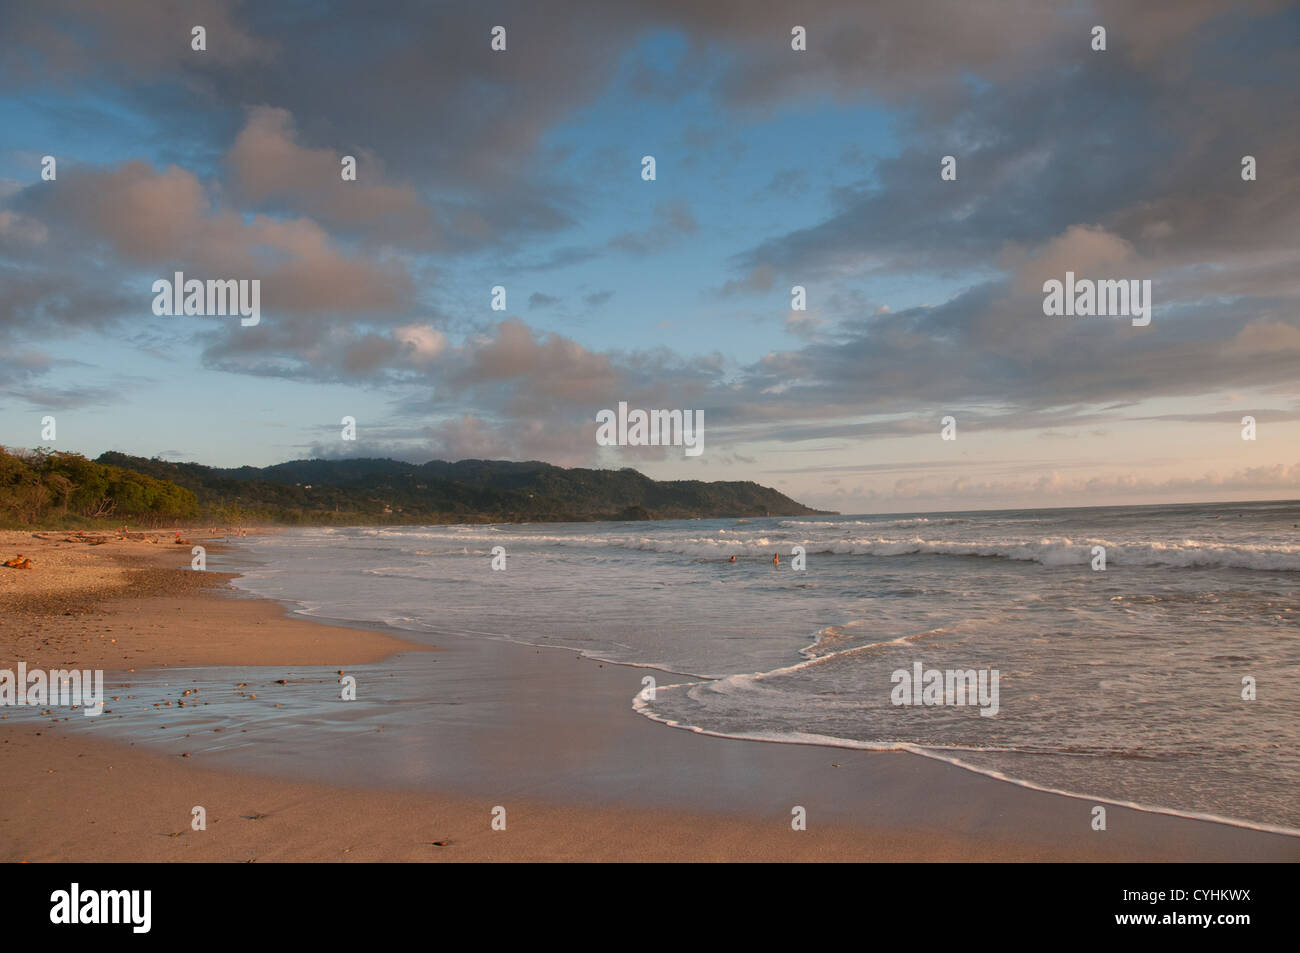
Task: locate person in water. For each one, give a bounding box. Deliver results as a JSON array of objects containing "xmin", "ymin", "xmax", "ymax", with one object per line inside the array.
[
  {"xmin": 772, "ymin": 553, "xmax": 780, "ymax": 565},
  {"xmin": 728, "ymin": 555, "xmax": 737, "ymax": 563}
]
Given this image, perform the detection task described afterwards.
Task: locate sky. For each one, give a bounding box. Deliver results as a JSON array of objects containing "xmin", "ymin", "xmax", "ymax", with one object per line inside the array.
[{"xmin": 1, "ymin": 0, "xmax": 1298, "ymax": 514}]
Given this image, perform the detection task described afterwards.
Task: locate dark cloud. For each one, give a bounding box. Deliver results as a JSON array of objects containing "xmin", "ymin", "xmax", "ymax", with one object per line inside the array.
[
  {"xmin": 733, "ymin": 4, "xmax": 1298, "ymax": 297},
  {"xmin": 720, "ymin": 286, "xmax": 1300, "ymax": 431}
]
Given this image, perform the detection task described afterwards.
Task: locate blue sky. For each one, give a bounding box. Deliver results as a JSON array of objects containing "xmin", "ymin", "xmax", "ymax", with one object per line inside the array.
[{"xmin": 1, "ymin": 1, "xmax": 1298, "ymax": 513}]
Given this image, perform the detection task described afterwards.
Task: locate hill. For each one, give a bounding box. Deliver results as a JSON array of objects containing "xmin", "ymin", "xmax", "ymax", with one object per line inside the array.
[{"xmin": 92, "ymin": 453, "xmax": 831, "ymax": 524}]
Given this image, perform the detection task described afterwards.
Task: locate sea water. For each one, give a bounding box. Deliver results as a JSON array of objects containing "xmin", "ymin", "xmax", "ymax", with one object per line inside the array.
[{"xmin": 218, "ymin": 499, "xmax": 1299, "ymax": 833}]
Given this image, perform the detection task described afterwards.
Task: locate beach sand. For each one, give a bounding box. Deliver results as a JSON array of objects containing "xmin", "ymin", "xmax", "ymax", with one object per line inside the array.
[{"xmin": 2, "ymin": 528, "xmax": 1297, "ymax": 862}]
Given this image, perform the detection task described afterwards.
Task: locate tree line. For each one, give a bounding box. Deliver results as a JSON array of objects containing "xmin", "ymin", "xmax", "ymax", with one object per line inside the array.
[{"xmin": 0, "ymin": 447, "xmax": 199, "ymax": 527}]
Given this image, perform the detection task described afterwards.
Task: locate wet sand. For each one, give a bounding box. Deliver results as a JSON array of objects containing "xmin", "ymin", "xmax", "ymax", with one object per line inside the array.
[
  {"xmin": 2, "ymin": 528, "xmax": 1297, "ymax": 862},
  {"xmin": 0, "ymin": 529, "xmax": 420, "ymax": 670}
]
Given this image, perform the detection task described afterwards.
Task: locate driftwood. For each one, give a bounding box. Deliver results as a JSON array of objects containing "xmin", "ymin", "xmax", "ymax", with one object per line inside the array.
[{"xmin": 21, "ymin": 529, "xmax": 195, "ymax": 546}]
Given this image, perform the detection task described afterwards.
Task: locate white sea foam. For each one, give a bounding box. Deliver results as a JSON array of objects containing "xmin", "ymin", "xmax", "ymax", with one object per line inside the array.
[
  {"xmin": 629, "ymin": 691, "xmax": 1300, "ymax": 838},
  {"xmin": 299, "ymin": 524, "xmax": 1300, "ymax": 571}
]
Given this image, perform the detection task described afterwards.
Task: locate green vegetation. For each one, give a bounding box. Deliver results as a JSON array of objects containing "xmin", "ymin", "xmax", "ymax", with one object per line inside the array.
[
  {"xmin": 94, "ymin": 453, "xmax": 831, "ymax": 525},
  {"xmin": 0, "ymin": 447, "xmax": 200, "ymax": 528},
  {"xmin": 1, "ymin": 446, "xmax": 827, "ymax": 528}
]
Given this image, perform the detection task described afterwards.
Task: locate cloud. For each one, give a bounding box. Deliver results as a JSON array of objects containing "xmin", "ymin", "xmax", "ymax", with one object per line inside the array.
[
  {"xmin": 0, "ymin": 209, "xmax": 48, "ymax": 244},
  {"xmin": 723, "ymin": 284, "xmax": 1300, "ymax": 431},
  {"xmin": 1007, "ymin": 225, "xmax": 1141, "ymax": 296},
  {"xmin": 0, "ymin": 0, "xmax": 273, "ymax": 84},
  {"xmin": 720, "ymin": 264, "xmax": 776, "ymax": 297},
  {"xmin": 392, "ymin": 324, "xmax": 448, "ymax": 364},
  {"xmin": 784, "ymin": 310, "xmax": 823, "ymax": 340},
  {"xmin": 226, "ymin": 106, "xmax": 435, "ymax": 246},
  {"xmin": 7, "ymin": 160, "xmax": 415, "ymax": 338},
  {"xmin": 755, "ymin": 169, "xmax": 810, "ymax": 200},
  {"xmin": 837, "ymin": 461, "xmax": 1300, "ymax": 509},
  {"xmin": 423, "ymin": 414, "xmax": 592, "ymax": 465},
  {"xmin": 607, "ymin": 201, "xmax": 698, "ymax": 255},
  {"xmin": 447, "ymin": 318, "xmax": 621, "ymax": 411},
  {"xmin": 0, "ymin": 348, "xmax": 135, "ymax": 412},
  {"xmin": 731, "ymin": 4, "xmax": 1298, "ymax": 298}
]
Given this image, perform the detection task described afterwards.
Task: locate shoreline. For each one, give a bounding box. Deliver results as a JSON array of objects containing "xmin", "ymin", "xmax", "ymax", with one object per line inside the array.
[
  {"xmin": 0, "ymin": 529, "xmax": 422, "ymax": 672},
  {"xmin": 3, "ymin": 528, "xmax": 1297, "ymax": 862}
]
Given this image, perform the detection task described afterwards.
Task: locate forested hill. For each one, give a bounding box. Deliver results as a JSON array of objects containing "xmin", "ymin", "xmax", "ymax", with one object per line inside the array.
[{"xmin": 94, "ymin": 453, "xmax": 832, "ymax": 524}]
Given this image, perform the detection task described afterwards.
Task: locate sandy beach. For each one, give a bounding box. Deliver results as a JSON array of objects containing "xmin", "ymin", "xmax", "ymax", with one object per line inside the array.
[{"xmin": 2, "ymin": 529, "xmax": 1297, "ymax": 862}]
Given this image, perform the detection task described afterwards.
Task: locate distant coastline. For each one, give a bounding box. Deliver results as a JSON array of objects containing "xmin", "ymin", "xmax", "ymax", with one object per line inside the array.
[{"xmin": 0, "ymin": 446, "xmax": 833, "ymax": 529}]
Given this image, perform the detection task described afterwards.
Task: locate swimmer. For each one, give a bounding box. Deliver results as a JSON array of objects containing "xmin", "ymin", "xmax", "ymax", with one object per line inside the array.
[
  {"xmin": 772, "ymin": 553, "xmax": 780, "ymax": 566},
  {"xmin": 729, "ymin": 555, "xmax": 737, "ymax": 563}
]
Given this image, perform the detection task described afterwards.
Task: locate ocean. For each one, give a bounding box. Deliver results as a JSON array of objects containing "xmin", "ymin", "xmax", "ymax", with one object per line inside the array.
[{"xmin": 210, "ymin": 499, "xmax": 1300, "ymax": 834}]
